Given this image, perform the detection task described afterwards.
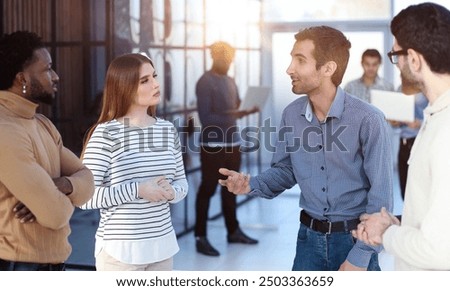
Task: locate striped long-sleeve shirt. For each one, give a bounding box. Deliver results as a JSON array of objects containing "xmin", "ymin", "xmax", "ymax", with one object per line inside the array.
[{"xmin": 80, "ymin": 118, "xmax": 188, "ymax": 264}]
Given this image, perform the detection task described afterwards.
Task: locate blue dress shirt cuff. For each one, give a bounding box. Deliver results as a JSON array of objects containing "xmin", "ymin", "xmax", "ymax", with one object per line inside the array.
[{"xmin": 347, "ymin": 241, "xmax": 382, "ymax": 268}]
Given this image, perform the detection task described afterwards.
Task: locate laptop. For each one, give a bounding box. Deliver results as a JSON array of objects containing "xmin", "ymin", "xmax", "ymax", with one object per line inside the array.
[{"xmin": 239, "ymin": 86, "xmax": 271, "ymax": 111}]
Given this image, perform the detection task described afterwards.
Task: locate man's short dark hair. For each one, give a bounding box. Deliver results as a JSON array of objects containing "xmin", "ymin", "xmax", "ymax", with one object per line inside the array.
[
  {"xmin": 295, "ymin": 26, "xmax": 351, "ymax": 87},
  {"xmin": 391, "ymin": 2, "xmax": 450, "ymax": 74},
  {"xmin": 362, "ymin": 49, "xmax": 382, "ymax": 63},
  {"xmin": 0, "ymin": 31, "xmax": 45, "ymax": 90}
]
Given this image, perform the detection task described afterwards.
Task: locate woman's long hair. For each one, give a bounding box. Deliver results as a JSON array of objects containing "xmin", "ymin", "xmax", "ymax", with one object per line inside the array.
[{"xmin": 81, "ymin": 53, "xmax": 156, "ymax": 157}]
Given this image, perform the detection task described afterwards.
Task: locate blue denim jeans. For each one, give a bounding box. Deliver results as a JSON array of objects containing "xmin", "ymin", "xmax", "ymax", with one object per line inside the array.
[
  {"xmin": 292, "ymin": 223, "xmax": 380, "ymax": 271},
  {"xmin": 0, "ymin": 258, "xmax": 65, "ymax": 271}
]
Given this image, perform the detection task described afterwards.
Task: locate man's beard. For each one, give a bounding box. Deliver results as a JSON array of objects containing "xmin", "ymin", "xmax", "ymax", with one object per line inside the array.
[
  {"xmin": 29, "ymin": 77, "xmax": 55, "ymax": 105},
  {"xmin": 400, "ymin": 64, "xmax": 421, "ymax": 95}
]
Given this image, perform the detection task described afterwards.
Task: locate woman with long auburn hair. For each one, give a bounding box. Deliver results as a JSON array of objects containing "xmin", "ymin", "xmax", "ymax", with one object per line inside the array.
[{"xmin": 80, "ymin": 53, "xmax": 188, "ymax": 271}]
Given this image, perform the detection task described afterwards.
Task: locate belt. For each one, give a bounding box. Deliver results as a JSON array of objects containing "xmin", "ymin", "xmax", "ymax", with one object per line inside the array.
[
  {"xmin": 300, "ymin": 210, "xmax": 360, "ymax": 234},
  {"xmin": 0, "ymin": 258, "xmax": 65, "ymax": 271}
]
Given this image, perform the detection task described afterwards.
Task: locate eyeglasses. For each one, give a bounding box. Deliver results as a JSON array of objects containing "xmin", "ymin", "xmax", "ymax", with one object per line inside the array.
[{"xmin": 387, "ymin": 49, "xmax": 408, "ymax": 64}]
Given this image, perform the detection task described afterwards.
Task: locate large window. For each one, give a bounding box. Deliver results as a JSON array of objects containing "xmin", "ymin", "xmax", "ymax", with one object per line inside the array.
[{"xmin": 264, "ymin": 0, "xmax": 391, "ymax": 21}]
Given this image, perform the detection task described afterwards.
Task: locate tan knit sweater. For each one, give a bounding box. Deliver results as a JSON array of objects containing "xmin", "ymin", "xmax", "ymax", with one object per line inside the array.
[{"xmin": 0, "ymin": 91, "xmax": 94, "ymax": 264}]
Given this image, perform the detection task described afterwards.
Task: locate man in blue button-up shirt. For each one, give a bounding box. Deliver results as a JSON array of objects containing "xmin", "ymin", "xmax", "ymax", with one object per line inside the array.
[{"xmin": 219, "ymin": 26, "xmax": 393, "ymax": 271}]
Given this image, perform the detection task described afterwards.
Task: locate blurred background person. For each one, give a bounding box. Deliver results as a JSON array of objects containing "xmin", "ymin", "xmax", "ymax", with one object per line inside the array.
[
  {"xmin": 345, "ymin": 49, "xmax": 398, "ymax": 170},
  {"xmin": 344, "ymin": 49, "xmax": 395, "ymax": 102},
  {"xmin": 194, "ymin": 41, "xmax": 258, "ymax": 257}
]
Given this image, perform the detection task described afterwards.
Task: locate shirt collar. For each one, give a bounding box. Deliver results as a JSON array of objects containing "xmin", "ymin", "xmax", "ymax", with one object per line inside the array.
[
  {"xmin": 424, "ymin": 88, "xmax": 450, "ymax": 116},
  {"xmin": 359, "ymin": 75, "xmax": 381, "ymax": 85},
  {"xmin": 303, "ymin": 87, "xmax": 345, "ymax": 122},
  {"xmin": 0, "ymin": 91, "xmax": 38, "ymax": 119}
]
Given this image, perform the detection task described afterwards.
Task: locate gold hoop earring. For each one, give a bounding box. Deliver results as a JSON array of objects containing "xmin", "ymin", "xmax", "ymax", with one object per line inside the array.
[{"xmin": 22, "ymin": 84, "xmax": 27, "ymax": 94}]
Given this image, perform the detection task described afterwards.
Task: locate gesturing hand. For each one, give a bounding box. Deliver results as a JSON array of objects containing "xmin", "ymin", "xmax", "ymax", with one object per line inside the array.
[{"xmin": 218, "ymin": 168, "xmax": 251, "ymax": 195}]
